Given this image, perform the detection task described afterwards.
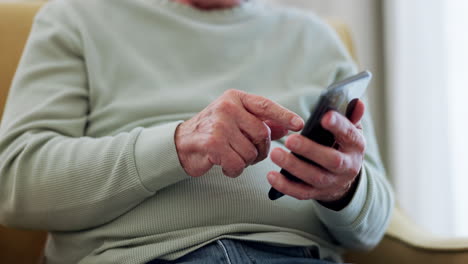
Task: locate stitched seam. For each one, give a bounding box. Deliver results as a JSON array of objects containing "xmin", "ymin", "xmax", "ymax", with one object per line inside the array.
[
  {"xmin": 131, "ymin": 128, "xmax": 154, "ymax": 194},
  {"xmin": 302, "ymin": 247, "xmax": 312, "ymax": 258},
  {"xmin": 217, "ymin": 240, "xmax": 233, "ymax": 264}
]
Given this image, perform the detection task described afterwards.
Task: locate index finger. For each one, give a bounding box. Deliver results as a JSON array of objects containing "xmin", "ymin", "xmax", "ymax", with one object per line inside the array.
[
  {"xmin": 239, "ymin": 92, "xmax": 304, "ymax": 131},
  {"xmin": 346, "ymin": 99, "xmax": 366, "ymax": 124}
]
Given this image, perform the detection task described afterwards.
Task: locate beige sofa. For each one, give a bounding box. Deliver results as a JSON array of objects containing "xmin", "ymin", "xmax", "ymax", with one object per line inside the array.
[{"xmin": 1, "ymin": 2, "xmax": 468, "ymax": 264}]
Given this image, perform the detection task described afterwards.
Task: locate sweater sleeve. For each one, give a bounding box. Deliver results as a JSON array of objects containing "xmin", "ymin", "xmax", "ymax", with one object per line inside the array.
[
  {"xmin": 312, "ymin": 110, "xmax": 395, "ymax": 250},
  {"xmin": 0, "ymin": 2, "xmax": 189, "ymax": 231}
]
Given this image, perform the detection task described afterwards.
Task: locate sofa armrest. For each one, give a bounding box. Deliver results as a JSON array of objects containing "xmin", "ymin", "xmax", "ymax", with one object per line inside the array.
[
  {"xmin": 0, "ymin": 225, "xmax": 47, "ymax": 264},
  {"xmin": 344, "ymin": 207, "xmax": 468, "ymax": 264}
]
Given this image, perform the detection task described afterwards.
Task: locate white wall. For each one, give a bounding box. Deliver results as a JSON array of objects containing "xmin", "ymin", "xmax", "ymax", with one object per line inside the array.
[
  {"xmin": 268, "ymin": 0, "xmax": 388, "ymax": 169},
  {"xmin": 384, "ymin": 0, "xmax": 468, "ymax": 237}
]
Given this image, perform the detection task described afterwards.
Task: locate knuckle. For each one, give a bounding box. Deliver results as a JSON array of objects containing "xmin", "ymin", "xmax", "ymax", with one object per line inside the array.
[
  {"xmin": 230, "ymin": 156, "xmax": 246, "ymax": 172},
  {"xmin": 211, "ymin": 121, "xmax": 227, "ymax": 132},
  {"xmin": 208, "ymin": 153, "xmax": 221, "ymax": 165},
  {"xmin": 316, "ymin": 174, "xmax": 329, "ymax": 186},
  {"xmin": 216, "ymin": 100, "xmax": 237, "ymax": 114},
  {"xmin": 340, "ymin": 181, "xmax": 353, "ymax": 191},
  {"xmin": 237, "ymin": 158, "xmax": 247, "ymax": 170},
  {"xmin": 349, "ymin": 166, "xmax": 361, "ymax": 176},
  {"xmin": 223, "ymin": 89, "xmax": 241, "ymax": 97},
  {"xmin": 345, "ymin": 127, "xmax": 359, "ymax": 144},
  {"xmin": 254, "ymin": 98, "xmax": 273, "ymax": 114},
  {"xmin": 204, "ymin": 136, "xmax": 222, "ymax": 149},
  {"xmin": 257, "ymin": 98, "xmax": 270, "ymax": 110},
  {"xmin": 331, "ymin": 154, "xmax": 344, "ymax": 171},
  {"xmin": 298, "ymin": 191, "xmax": 310, "ymax": 200},
  {"xmin": 356, "ymin": 137, "xmax": 366, "ymax": 153}
]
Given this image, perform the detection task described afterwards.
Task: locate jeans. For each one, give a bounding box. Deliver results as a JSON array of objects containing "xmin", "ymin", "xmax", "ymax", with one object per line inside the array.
[{"xmin": 147, "ymin": 239, "xmax": 336, "ymax": 264}]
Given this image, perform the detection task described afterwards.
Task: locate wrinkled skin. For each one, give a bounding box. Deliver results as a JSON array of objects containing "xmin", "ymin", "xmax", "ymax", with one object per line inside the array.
[
  {"xmin": 175, "ymin": 89, "xmax": 366, "ymax": 204},
  {"xmin": 175, "ymin": 89, "xmax": 304, "ymax": 178}
]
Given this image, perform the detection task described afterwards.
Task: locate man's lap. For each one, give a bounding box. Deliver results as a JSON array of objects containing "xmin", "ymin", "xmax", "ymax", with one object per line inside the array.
[{"xmin": 147, "ymin": 239, "xmax": 336, "ymax": 264}]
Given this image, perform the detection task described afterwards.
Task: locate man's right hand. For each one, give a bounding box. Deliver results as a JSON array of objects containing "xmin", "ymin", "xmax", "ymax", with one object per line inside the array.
[{"xmin": 175, "ymin": 89, "xmax": 304, "ymax": 178}]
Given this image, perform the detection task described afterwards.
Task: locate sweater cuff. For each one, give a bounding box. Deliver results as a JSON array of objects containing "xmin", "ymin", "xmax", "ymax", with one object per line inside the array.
[
  {"xmin": 134, "ymin": 121, "xmax": 190, "ymax": 192},
  {"xmin": 312, "ymin": 165, "xmax": 369, "ymax": 227}
]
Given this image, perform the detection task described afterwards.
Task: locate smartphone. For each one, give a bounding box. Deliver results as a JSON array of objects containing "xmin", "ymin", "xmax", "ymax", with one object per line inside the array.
[{"xmin": 268, "ymin": 71, "xmax": 372, "ymax": 200}]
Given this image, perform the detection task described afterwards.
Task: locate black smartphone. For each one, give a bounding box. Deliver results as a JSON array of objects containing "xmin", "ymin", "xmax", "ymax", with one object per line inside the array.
[{"xmin": 268, "ymin": 71, "xmax": 372, "ymax": 200}]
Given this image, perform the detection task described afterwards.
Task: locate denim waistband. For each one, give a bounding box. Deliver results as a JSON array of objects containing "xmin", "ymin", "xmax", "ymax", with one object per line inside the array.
[{"xmin": 147, "ymin": 238, "xmax": 335, "ymax": 264}]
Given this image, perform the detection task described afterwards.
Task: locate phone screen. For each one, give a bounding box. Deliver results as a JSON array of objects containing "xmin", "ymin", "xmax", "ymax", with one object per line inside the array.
[
  {"xmin": 325, "ymin": 71, "xmax": 372, "ymax": 115},
  {"xmin": 300, "ymin": 71, "xmax": 372, "ymax": 143}
]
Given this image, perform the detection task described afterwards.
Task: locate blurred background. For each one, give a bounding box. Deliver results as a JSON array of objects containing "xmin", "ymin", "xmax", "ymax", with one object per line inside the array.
[
  {"xmin": 2, "ymin": 0, "xmax": 467, "ymax": 238},
  {"xmin": 270, "ymin": 0, "xmax": 468, "ymax": 238}
]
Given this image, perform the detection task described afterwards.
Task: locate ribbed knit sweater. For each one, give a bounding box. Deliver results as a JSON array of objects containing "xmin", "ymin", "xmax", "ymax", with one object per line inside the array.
[{"xmin": 0, "ymin": 0, "xmax": 394, "ymax": 263}]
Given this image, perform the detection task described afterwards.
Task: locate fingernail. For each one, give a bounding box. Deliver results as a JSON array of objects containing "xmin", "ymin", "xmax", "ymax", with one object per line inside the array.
[
  {"xmin": 328, "ymin": 113, "xmax": 336, "ymax": 126},
  {"xmin": 291, "ymin": 116, "xmax": 304, "ymax": 129},
  {"xmin": 288, "ymin": 136, "xmax": 299, "ymax": 149},
  {"xmin": 267, "ymin": 172, "xmax": 276, "ymax": 184},
  {"xmin": 272, "ymin": 149, "xmax": 284, "ymax": 162}
]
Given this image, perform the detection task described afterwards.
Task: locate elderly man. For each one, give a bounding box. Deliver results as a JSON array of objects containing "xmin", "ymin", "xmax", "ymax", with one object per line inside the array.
[{"xmin": 0, "ymin": 0, "xmax": 393, "ymax": 263}]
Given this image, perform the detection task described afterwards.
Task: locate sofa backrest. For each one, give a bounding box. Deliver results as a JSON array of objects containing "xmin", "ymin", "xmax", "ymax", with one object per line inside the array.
[
  {"xmin": 0, "ymin": 3, "xmax": 48, "ymax": 264},
  {"xmin": 0, "ymin": 2, "xmax": 45, "ymax": 120}
]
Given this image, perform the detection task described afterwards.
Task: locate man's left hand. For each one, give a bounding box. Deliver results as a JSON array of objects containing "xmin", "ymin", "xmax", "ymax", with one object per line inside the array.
[{"xmin": 267, "ymin": 99, "xmax": 366, "ymax": 203}]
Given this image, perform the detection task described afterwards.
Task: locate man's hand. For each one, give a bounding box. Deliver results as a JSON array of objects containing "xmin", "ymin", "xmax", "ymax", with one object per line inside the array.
[
  {"xmin": 267, "ymin": 99, "xmax": 366, "ymax": 203},
  {"xmin": 175, "ymin": 89, "xmax": 304, "ymax": 178}
]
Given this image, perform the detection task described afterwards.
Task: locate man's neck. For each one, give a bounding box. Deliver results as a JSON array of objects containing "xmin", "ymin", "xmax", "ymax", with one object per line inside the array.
[{"xmin": 173, "ymin": 0, "xmax": 245, "ymax": 10}]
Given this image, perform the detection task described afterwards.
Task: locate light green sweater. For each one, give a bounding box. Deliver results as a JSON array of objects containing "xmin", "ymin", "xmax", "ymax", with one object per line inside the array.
[{"xmin": 0, "ymin": 0, "xmax": 394, "ymax": 263}]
